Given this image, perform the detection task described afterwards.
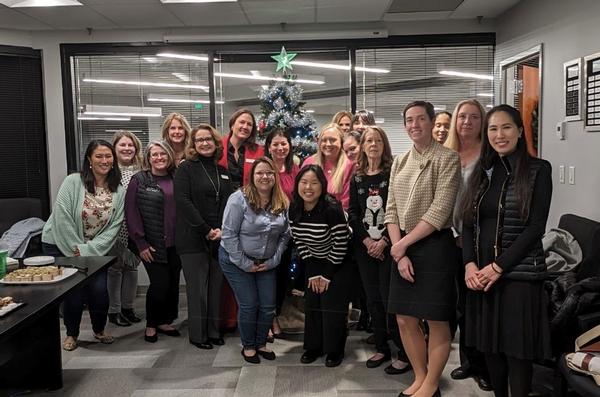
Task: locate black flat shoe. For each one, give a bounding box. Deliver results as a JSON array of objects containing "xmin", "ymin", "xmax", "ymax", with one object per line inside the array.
[
  {"xmin": 476, "ymin": 375, "xmax": 493, "ymax": 391},
  {"xmin": 366, "ymin": 352, "xmax": 391, "ymax": 368},
  {"xmin": 272, "ymin": 332, "xmax": 286, "ymax": 340},
  {"xmin": 157, "ymin": 327, "xmax": 181, "ymax": 337},
  {"xmin": 241, "ymin": 349, "xmax": 260, "ymax": 364},
  {"xmin": 144, "ymin": 332, "xmax": 158, "ymax": 343},
  {"xmin": 108, "ymin": 313, "xmax": 131, "ymax": 327},
  {"xmin": 384, "ymin": 361, "xmax": 412, "ymax": 375},
  {"xmin": 121, "ymin": 308, "xmax": 141, "ymax": 323},
  {"xmin": 257, "ymin": 349, "xmax": 276, "ymax": 360},
  {"xmin": 300, "ymin": 350, "xmax": 322, "ymax": 364},
  {"xmin": 450, "ymin": 365, "xmax": 471, "ymax": 380},
  {"xmin": 266, "ymin": 335, "xmax": 275, "ymax": 343},
  {"xmin": 325, "ymin": 352, "xmax": 344, "ymax": 367},
  {"xmin": 191, "ymin": 340, "xmax": 213, "ymax": 350},
  {"xmin": 208, "ymin": 337, "xmax": 225, "ymax": 346}
]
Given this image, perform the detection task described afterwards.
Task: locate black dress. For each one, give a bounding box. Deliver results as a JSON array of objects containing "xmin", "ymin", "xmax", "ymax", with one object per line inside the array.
[{"xmin": 462, "ymin": 156, "xmax": 552, "ymax": 361}]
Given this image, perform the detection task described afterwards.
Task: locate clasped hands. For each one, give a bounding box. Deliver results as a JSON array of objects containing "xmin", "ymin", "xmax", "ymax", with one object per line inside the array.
[
  {"xmin": 206, "ymin": 228, "xmax": 222, "ymax": 241},
  {"xmin": 465, "ymin": 262, "xmax": 502, "ymax": 292},
  {"xmin": 362, "ymin": 237, "xmax": 387, "ymax": 261},
  {"xmin": 307, "ymin": 276, "xmax": 330, "ymax": 294}
]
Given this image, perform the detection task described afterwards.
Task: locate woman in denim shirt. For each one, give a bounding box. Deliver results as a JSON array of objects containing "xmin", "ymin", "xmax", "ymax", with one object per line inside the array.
[{"xmin": 219, "ymin": 157, "xmax": 290, "ymax": 364}]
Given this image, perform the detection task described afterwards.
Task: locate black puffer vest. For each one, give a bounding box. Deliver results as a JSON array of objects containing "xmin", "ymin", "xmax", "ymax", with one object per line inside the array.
[
  {"xmin": 475, "ymin": 155, "xmax": 547, "ymax": 280},
  {"xmin": 132, "ymin": 171, "xmax": 169, "ymax": 263}
]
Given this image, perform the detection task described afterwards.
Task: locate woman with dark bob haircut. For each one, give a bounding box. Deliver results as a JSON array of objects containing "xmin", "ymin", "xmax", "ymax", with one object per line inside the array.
[
  {"xmin": 289, "ymin": 165, "xmax": 351, "ymax": 368},
  {"xmin": 461, "ymin": 104, "xmax": 552, "ymax": 397},
  {"xmin": 42, "ymin": 139, "xmax": 125, "ymax": 351}
]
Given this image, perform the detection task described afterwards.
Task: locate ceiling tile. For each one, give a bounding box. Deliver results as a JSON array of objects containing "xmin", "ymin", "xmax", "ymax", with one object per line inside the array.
[
  {"xmin": 0, "ymin": 7, "xmax": 54, "ymax": 30},
  {"xmin": 164, "ymin": 3, "xmax": 249, "ymax": 26},
  {"xmin": 86, "ymin": 4, "xmax": 184, "ymax": 28},
  {"xmin": 317, "ymin": 0, "xmax": 390, "ymax": 23},
  {"xmin": 241, "ymin": 0, "xmax": 315, "ymax": 24},
  {"xmin": 15, "ymin": 6, "xmax": 118, "ymax": 29}
]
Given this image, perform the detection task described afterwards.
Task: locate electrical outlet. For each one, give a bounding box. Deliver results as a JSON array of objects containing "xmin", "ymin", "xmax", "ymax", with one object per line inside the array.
[
  {"xmin": 559, "ymin": 165, "xmax": 565, "ymax": 183},
  {"xmin": 569, "ymin": 166, "xmax": 575, "ymax": 185}
]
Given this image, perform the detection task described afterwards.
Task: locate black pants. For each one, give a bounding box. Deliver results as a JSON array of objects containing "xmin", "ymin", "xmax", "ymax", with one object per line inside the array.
[
  {"xmin": 454, "ymin": 246, "xmax": 488, "ymax": 378},
  {"xmin": 304, "ymin": 263, "xmax": 351, "ymax": 355},
  {"xmin": 143, "ymin": 247, "xmax": 181, "ymax": 328},
  {"xmin": 485, "ymin": 353, "xmax": 532, "ymax": 397},
  {"xmin": 356, "ymin": 245, "xmax": 408, "ymax": 360}
]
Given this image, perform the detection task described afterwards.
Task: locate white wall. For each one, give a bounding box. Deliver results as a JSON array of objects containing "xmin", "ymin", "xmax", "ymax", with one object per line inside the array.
[{"xmin": 496, "ymin": 0, "xmax": 600, "ymax": 227}]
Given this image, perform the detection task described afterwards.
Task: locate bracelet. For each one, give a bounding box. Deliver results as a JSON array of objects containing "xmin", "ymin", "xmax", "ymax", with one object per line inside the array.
[
  {"xmin": 491, "ymin": 263, "xmax": 502, "ymax": 274},
  {"xmin": 382, "ymin": 236, "xmax": 391, "ymax": 245}
]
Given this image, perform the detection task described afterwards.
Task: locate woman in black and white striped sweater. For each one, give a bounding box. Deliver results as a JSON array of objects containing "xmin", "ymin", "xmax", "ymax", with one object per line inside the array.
[{"xmin": 289, "ymin": 164, "xmax": 350, "ymax": 368}]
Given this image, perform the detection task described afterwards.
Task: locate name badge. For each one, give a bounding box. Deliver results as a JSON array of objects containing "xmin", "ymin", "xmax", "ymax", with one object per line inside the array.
[
  {"xmin": 245, "ymin": 158, "xmax": 256, "ymax": 164},
  {"xmin": 220, "ymin": 174, "xmax": 229, "ymax": 180}
]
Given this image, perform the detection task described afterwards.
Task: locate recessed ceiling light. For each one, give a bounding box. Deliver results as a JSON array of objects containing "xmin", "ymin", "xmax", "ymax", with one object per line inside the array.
[
  {"xmin": 83, "ymin": 78, "xmax": 209, "ymax": 91},
  {"xmin": 1, "ymin": 0, "xmax": 82, "ymax": 7},
  {"xmin": 160, "ymin": 0, "xmax": 237, "ymax": 3},
  {"xmin": 439, "ymin": 70, "xmax": 494, "ymax": 81},
  {"xmin": 214, "ymin": 72, "xmax": 324, "ymax": 85}
]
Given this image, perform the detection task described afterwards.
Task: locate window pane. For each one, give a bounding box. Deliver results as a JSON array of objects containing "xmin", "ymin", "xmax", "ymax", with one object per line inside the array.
[
  {"xmin": 356, "ymin": 46, "xmax": 495, "ymax": 154},
  {"xmin": 71, "ymin": 53, "xmax": 210, "ymax": 167}
]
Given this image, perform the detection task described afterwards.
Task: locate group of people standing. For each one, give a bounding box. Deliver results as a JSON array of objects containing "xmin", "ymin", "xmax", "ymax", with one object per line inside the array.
[{"xmin": 40, "ymin": 98, "xmax": 552, "ymax": 397}]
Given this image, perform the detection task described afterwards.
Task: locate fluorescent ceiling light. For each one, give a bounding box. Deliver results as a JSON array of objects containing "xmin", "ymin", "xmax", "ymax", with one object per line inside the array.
[
  {"xmin": 106, "ymin": 130, "xmax": 142, "ymax": 133},
  {"xmin": 291, "ymin": 60, "xmax": 390, "ymax": 74},
  {"xmin": 486, "ymin": 105, "xmax": 494, "ymax": 108},
  {"xmin": 305, "ymin": 109, "xmax": 315, "ymax": 113},
  {"xmin": 439, "ymin": 70, "xmax": 494, "ymax": 81},
  {"xmin": 375, "ymin": 118, "xmax": 385, "ymax": 124},
  {"xmin": 161, "ymin": 0, "xmax": 237, "ymax": 3},
  {"xmin": 83, "ymin": 105, "xmax": 162, "ymax": 118},
  {"xmin": 215, "ymin": 72, "xmax": 324, "ymax": 85},
  {"xmin": 78, "ymin": 116, "xmax": 131, "ymax": 121},
  {"xmin": 147, "ymin": 94, "xmax": 224, "ymax": 104},
  {"xmin": 1, "ymin": 0, "xmax": 82, "ymax": 7},
  {"xmin": 143, "ymin": 57, "xmax": 159, "ymax": 64},
  {"xmin": 83, "ymin": 78, "xmax": 209, "ymax": 91},
  {"xmin": 477, "ymin": 93, "xmax": 494, "ymax": 97},
  {"xmin": 157, "ymin": 52, "xmax": 209, "ymax": 62},
  {"xmin": 172, "ymin": 72, "xmax": 190, "ymax": 82},
  {"xmin": 434, "ymin": 106, "xmax": 447, "ymax": 111}
]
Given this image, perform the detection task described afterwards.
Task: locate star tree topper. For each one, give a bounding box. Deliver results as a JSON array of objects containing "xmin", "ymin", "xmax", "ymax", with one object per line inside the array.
[{"xmin": 271, "ymin": 46, "xmax": 297, "ymax": 73}]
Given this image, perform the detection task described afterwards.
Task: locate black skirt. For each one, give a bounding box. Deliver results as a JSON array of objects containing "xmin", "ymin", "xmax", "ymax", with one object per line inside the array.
[
  {"xmin": 465, "ymin": 278, "xmax": 552, "ymax": 360},
  {"xmin": 388, "ymin": 229, "xmax": 457, "ymax": 321}
]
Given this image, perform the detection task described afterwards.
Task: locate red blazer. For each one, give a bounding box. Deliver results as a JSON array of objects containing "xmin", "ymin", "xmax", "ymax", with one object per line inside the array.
[{"xmin": 218, "ymin": 133, "xmax": 265, "ymax": 186}]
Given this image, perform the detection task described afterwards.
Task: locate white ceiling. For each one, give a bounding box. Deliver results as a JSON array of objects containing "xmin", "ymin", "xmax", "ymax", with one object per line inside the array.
[{"xmin": 0, "ymin": 0, "xmax": 521, "ymax": 31}]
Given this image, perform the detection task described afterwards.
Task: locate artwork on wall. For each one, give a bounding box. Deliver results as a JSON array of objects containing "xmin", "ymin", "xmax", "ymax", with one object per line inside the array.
[
  {"xmin": 564, "ymin": 58, "xmax": 582, "ymax": 122},
  {"xmin": 583, "ymin": 52, "xmax": 600, "ymax": 132}
]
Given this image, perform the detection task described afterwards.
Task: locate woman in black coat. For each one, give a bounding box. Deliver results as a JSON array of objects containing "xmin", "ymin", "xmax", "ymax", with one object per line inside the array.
[{"xmin": 175, "ymin": 124, "xmax": 234, "ymax": 349}]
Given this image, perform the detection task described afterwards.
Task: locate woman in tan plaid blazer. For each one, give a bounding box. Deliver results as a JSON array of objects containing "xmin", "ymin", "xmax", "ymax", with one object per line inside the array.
[{"xmin": 385, "ymin": 101, "xmax": 460, "ymax": 397}]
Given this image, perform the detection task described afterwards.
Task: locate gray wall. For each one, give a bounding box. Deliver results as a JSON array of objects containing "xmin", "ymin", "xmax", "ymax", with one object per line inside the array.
[{"xmin": 496, "ymin": 0, "xmax": 600, "ymax": 227}]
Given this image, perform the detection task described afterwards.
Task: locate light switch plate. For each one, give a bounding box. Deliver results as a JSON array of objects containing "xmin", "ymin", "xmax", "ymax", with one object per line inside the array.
[
  {"xmin": 559, "ymin": 165, "xmax": 565, "ymax": 183},
  {"xmin": 568, "ymin": 166, "xmax": 575, "ymax": 185}
]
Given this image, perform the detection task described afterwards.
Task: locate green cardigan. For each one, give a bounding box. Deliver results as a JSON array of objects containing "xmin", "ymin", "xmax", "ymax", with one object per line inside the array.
[{"xmin": 42, "ymin": 173, "xmax": 125, "ymax": 257}]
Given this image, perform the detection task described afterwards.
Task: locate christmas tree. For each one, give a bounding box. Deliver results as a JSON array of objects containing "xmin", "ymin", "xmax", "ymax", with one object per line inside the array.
[{"xmin": 257, "ymin": 47, "xmax": 317, "ymax": 160}]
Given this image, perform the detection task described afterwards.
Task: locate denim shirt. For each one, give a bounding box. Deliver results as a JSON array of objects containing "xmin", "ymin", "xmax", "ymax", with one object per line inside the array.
[{"xmin": 220, "ymin": 190, "xmax": 290, "ymax": 272}]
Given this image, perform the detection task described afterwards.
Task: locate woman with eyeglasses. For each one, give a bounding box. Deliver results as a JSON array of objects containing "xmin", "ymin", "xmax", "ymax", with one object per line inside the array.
[
  {"xmin": 219, "ymin": 157, "xmax": 290, "ymax": 364},
  {"xmin": 126, "ymin": 140, "xmax": 181, "ymax": 343},
  {"xmin": 161, "ymin": 112, "xmax": 192, "ymax": 166},
  {"xmin": 175, "ymin": 124, "xmax": 234, "ymax": 350}
]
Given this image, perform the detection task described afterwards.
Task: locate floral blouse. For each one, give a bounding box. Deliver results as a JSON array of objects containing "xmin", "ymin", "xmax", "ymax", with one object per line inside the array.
[{"xmin": 82, "ymin": 186, "xmax": 114, "ymax": 242}]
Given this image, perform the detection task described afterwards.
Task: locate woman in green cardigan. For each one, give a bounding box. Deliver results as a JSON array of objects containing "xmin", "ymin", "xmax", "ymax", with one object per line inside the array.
[{"xmin": 42, "ymin": 139, "xmax": 125, "ymax": 351}]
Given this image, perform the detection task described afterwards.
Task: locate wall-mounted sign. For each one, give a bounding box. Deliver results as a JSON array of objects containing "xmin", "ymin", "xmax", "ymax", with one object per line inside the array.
[
  {"xmin": 583, "ymin": 52, "xmax": 600, "ymax": 131},
  {"xmin": 564, "ymin": 58, "xmax": 582, "ymax": 121}
]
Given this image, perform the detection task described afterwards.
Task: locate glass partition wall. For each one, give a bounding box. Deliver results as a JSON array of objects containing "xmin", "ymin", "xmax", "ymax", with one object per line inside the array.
[{"xmin": 66, "ymin": 37, "xmax": 494, "ymax": 168}]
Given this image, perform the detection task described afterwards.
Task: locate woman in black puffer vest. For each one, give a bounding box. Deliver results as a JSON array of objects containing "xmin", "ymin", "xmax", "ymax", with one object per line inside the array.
[
  {"xmin": 126, "ymin": 140, "xmax": 181, "ymax": 343},
  {"xmin": 461, "ymin": 105, "xmax": 552, "ymax": 397}
]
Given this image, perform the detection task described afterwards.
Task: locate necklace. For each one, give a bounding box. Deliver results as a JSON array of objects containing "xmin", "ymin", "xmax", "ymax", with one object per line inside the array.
[{"xmin": 199, "ymin": 160, "xmax": 221, "ymax": 203}]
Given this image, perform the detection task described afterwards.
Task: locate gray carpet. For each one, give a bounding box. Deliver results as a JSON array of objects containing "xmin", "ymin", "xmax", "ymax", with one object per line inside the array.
[{"xmin": 22, "ymin": 294, "xmax": 525, "ymax": 396}]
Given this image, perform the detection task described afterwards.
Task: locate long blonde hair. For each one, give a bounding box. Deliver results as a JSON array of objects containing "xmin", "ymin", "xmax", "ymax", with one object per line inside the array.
[
  {"xmin": 112, "ymin": 130, "xmax": 143, "ymax": 168},
  {"xmin": 242, "ymin": 157, "xmax": 289, "ymax": 215},
  {"xmin": 311, "ymin": 123, "xmax": 350, "ymax": 195},
  {"xmin": 444, "ymin": 99, "xmax": 486, "ymax": 151},
  {"xmin": 161, "ymin": 112, "xmax": 192, "ymax": 149}
]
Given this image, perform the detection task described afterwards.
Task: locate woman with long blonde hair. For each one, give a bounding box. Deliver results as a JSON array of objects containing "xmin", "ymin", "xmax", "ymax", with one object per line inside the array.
[
  {"xmin": 161, "ymin": 112, "xmax": 192, "ymax": 166},
  {"xmin": 303, "ymin": 123, "xmax": 354, "ymax": 209}
]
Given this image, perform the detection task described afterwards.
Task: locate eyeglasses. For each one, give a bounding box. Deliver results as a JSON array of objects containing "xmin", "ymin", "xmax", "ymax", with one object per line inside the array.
[
  {"xmin": 194, "ymin": 137, "xmax": 214, "ymax": 144},
  {"xmin": 150, "ymin": 152, "xmax": 168, "ymax": 158},
  {"xmin": 255, "ymin": 171, "xmax": 276, "ymax": 178}
]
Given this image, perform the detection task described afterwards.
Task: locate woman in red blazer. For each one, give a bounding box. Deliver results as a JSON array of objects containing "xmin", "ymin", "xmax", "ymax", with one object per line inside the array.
[{"xmin": 217, "ymin": 109, "xmax": 265, "ymax": 331}]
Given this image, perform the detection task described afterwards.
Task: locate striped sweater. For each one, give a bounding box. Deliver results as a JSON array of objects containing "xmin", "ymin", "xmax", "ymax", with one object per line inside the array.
[{"xmin": 290, "ymin": 200, "xmax": 349, "ymax": 281}]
